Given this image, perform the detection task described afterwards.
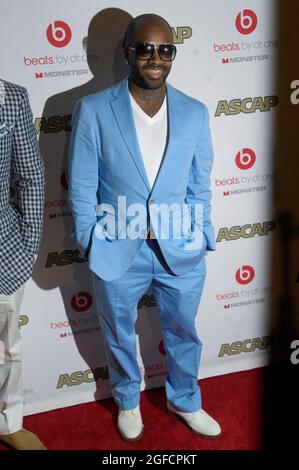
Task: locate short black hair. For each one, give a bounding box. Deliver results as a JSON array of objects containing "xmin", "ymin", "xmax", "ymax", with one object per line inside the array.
[{"xmin": 122, "ymin": 13, "xmax": 172, "ymax": 48}]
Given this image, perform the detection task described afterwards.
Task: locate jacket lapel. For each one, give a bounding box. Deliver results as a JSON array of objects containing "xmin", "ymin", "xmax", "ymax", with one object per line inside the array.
[
  {"xmin": 150, "ymin": 82, "xmax": 183, "ymax": 199},
  {"xmin": 110, "ymin": 78, "xmax": 151, "ymax": 192}
]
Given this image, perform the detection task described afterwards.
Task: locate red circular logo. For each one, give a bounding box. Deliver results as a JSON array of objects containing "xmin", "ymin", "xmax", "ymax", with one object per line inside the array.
[
  {"xmin": 46, "ymin": 21, "xmax": 72, "ymax": 48},
  {"xmin": 235, "ymin": 265, "xmax": 255, "ymax": 285},
  {"xmin": 159, "ymin": 340, "xmax": 166, "ymax": 356},
  {"xmin": 71, "ymin": 292, "xmax": 93, "ymax": 312},
  {"xmin": 235, "ymin": 148, "xmax": 256, "ymax": 170},
  {"xmin": 235, "ymin": 10, "xmax": 258, "ymax": 35}
]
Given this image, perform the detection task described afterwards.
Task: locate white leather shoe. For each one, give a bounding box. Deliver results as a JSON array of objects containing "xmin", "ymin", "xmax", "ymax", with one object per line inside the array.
[
  {"xmin": 117, "ymin": 405, "xmax": 144, "ymax": 442},
  {"xmin": 167, "ymin": 401, "xmax": 222, "ymax": 438}
]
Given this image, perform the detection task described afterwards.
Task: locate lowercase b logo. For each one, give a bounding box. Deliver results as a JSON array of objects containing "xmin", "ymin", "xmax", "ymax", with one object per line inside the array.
[
  {"xmin": 235, "ymin": 148, "xmax": 256, "ymax": 170},
  {"xmin": 47, "ymin": 21, "xmax": 72, "ymax": 47},
  {"xmin": 235, "ymin": 9, "xmax": 258, "ymax": 35},
  {"xmin": 71, "ymin": 292, "xmax": 93, "ymax": 312},
  {"xmin": 236, "ymin": 265, "xmax": 255, "ymax": 285}
]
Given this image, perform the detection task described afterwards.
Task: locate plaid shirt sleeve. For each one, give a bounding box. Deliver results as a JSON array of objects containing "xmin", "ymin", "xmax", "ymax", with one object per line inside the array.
[{"xmin": 11, "ymin": 88, "xmax": 45, "ymax": 256}]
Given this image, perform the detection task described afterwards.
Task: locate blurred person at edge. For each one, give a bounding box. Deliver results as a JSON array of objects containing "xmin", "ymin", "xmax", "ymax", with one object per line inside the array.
[{"xmin": 0, "ymin": 79, "xmax": 46, "ymax": 450}]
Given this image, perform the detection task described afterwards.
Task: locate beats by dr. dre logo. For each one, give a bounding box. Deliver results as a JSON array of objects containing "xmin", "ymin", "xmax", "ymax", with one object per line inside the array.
[
  {"xmin": 235, "ymin": 265, "xmax": 255, "ymax": 285},
  {"xmin": 46, "ymin": 21, "xmax": 72, "ymax": 48},
  {"xmin": 71, "ymin": 291, "xmax": 93, "ymax": 312},
  {"xmin": 235, "ymin": 148, "xmax": 256, "ymax": 170},
  {"xmin": 159, "ymin": 340, "xmax": 166, "ymax": 356},
  {"xmin": 235, "ymin": 10, "xmax": 258, "ymax": 35}
]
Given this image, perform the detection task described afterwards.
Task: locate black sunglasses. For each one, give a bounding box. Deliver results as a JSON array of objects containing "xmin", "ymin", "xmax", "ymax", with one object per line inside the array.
[{"xmin": 128, "ymin": 42, "xmax": 177, "ymax": 61}]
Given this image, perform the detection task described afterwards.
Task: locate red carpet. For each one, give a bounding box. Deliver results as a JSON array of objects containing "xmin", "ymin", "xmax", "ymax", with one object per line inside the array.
[{"xmin": 0, "ymin": 368, "xmax": 264, "ymax": 450}]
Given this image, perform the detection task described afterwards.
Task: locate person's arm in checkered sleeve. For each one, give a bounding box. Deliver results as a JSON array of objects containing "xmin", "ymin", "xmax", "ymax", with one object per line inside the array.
[{"xmin": 11, "ymin": 88, "xmax": 45, "ymax": 257}]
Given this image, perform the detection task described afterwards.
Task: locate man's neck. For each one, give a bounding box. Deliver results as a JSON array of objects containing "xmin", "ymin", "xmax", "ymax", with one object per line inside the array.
[{"xmin": 128, "ymin": 78, "xmax": 166, "ymax": 118}]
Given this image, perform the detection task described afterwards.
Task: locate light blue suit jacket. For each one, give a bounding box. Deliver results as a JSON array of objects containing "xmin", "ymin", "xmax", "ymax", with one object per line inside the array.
[{"xmin": 68, "ymin": 77, "xmax": 216, "ymax": 280}]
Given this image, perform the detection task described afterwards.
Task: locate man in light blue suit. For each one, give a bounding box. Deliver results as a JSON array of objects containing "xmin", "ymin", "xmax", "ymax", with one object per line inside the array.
[{"xmin": 68, "ymin": 13, "xmax": 221, "ymax": 441}]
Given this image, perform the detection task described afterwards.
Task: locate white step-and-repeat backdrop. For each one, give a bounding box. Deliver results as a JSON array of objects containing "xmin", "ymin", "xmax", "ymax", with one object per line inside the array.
[{"xmin": 0, "ymin": 0, "xmax": 277, "ymax": 415}]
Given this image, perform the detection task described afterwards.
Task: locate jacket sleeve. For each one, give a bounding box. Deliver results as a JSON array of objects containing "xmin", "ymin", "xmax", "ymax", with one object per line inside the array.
[
  {"xmin": 68, "ymin": 98, "xmax": 99, "ymax": 255},
  {"xmin": 11, "ymin": 88, "xmax": 45, "ymax": 256},
  {"xmin": 185, "ymin": 104, "xmax": 216, "ymax": 251}
]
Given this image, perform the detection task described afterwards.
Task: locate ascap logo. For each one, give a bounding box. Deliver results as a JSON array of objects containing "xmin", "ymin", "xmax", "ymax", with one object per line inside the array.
[
  {"xmin": 235, "ymin": 148, "xmax": 256, "ymax": 170},
  {"xmin": 34, "ymin": 115, "xmax": 71, "ymax": 133},
  {"xmin": 217, "ymin": 221, "xmax": 276, "ymax": 242},
  {"xmin": 57, "ymin": 367, "xmax": 109, "ymax": 388},
  {"xmin": 235, "ymin": 9, "xmax": 258, "ymax": 35},
  {"xmin": 219, "ymin": 335, "xmax": 273, "ymax": 357},
  {"xmin": 19, "ymin": 315, "xmax": 29, "ymax": 327},
  {"xmin": 46, "ymin": 249, "xmax": 87, "ymax": 267},
  {"xmin": 215, "ymin": 96, "xmax": 278, "ymax": 116},
  {"xmin": 137, "ymin": 293, "xmax": 156, "ymax": 309},
  {"xmin": 290, "ymin": 80, "xmax": 299, "ymax": 105},
  {"xmin": 46, "ymin": 20, "xmax": 72, "ymax": 48},
  {"xmin": 236, "ymin": 265, "xmax": 255, "ymax": 285},
  {"xmin": 71, "ymin": 291, "xmax": 93, "ymax": 312},
  {"xmin": 172, "ymin": 26, "xmax": 192, "ymax": 44}
]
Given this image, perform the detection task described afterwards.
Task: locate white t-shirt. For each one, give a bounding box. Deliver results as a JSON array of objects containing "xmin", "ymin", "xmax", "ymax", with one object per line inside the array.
[{"xmin": 129, "ymin": 91, "xmax": 168, "ymax": 189}]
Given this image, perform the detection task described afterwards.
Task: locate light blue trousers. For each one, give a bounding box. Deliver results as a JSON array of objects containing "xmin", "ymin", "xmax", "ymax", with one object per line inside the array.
[{"xmin": 91, "ymin": 238, "xmax": 206, "ymax": 412}]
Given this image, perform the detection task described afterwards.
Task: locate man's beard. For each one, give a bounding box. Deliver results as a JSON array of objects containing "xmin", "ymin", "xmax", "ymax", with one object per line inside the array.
[{"xmin": 130, "ymin": 65, "xmax": 170, "ymax": 90}]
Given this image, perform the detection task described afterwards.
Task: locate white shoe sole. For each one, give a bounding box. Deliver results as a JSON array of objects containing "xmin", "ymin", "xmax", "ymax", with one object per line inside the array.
[
  {"xmin": 118, "ymin": 425, "xmax": 144, "ymax": 442},
  {"xmin": 167, "ymin": 408, "xmax": 223, "ymax": 439}
]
